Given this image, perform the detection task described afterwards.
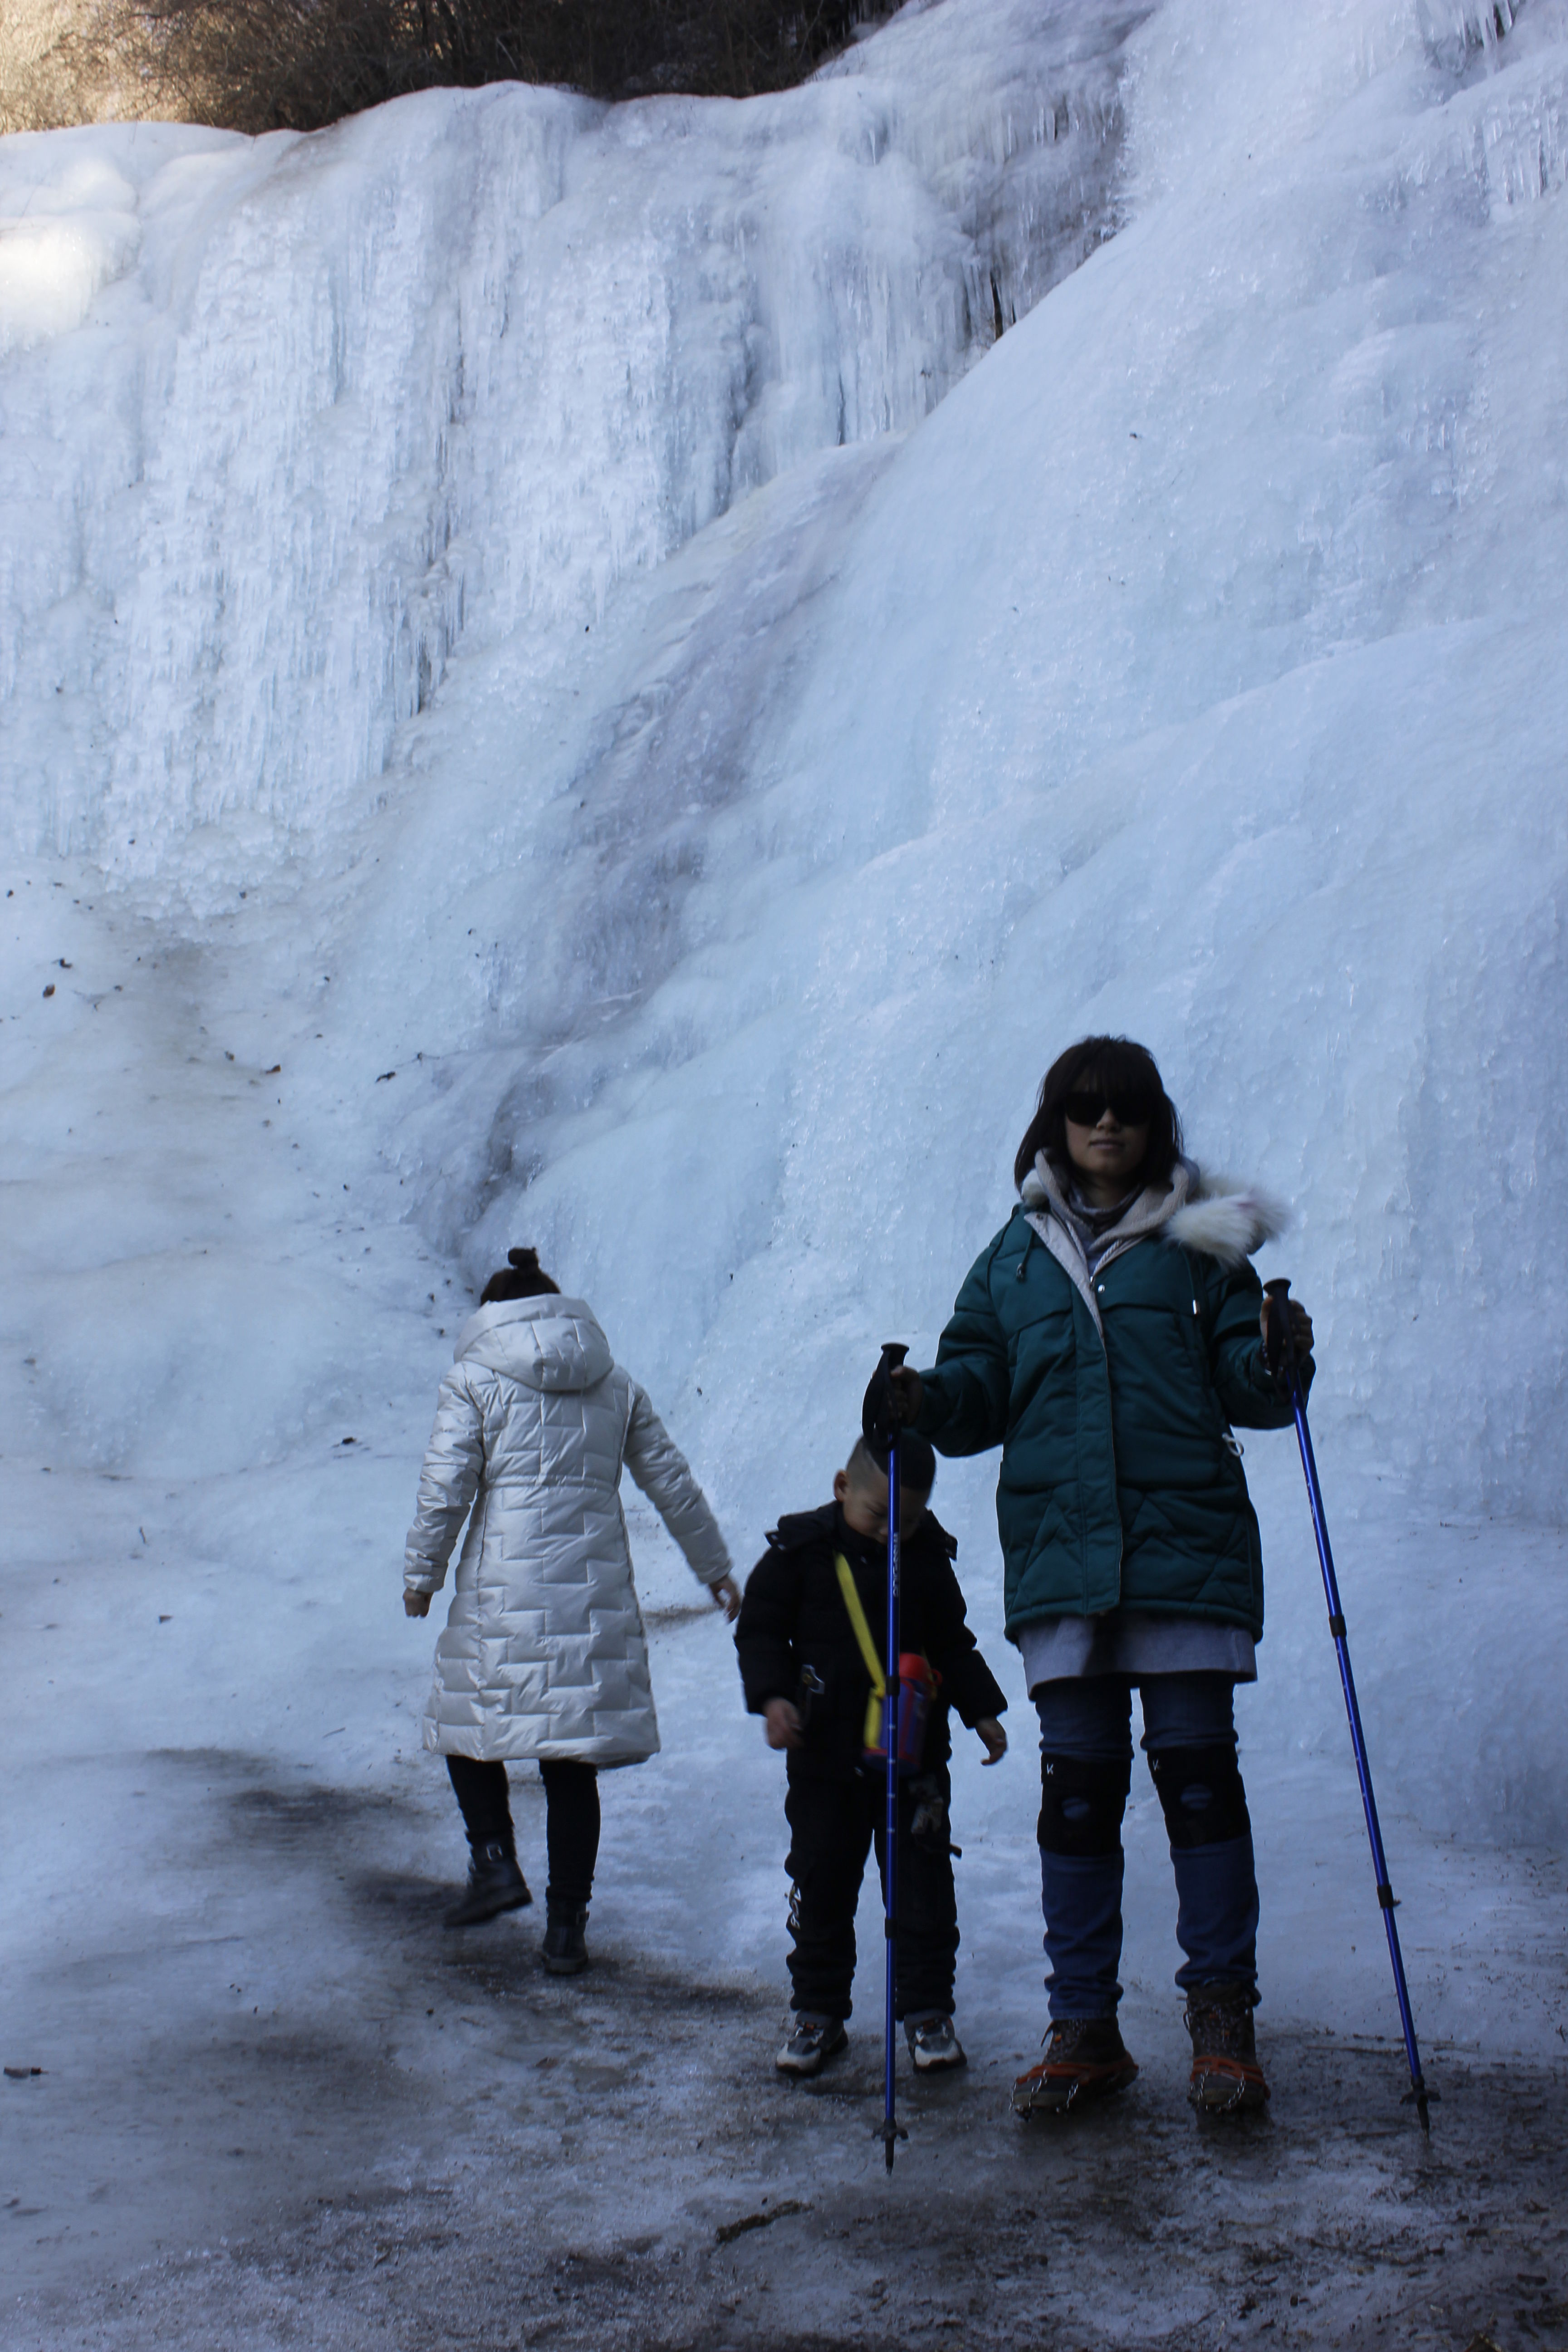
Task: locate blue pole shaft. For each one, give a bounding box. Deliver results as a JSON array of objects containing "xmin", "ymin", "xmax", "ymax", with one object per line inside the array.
[
  {"xmin": 883, "ymin": 1431, "xmax": 901, "ymax": 2172},
  {"xmin": 1285, "ymin": 1382, "xmax": 1431, "ymax": 2130}
]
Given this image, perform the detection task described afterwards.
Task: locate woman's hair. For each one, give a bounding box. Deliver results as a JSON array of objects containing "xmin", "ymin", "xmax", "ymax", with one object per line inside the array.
[
  {"xmin": 1012, "ymin": 1035, "xmax": 1185, "ymax": 1193},
  {"xmin": 479, "ymin": 1246, "xmax": 562, "ymax": 1306}
]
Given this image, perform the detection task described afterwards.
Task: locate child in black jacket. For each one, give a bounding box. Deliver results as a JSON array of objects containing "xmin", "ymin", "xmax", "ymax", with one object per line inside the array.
[{"xmin": 735, "ymin": 1432, "xmax": 1007, "ymax": 2077}]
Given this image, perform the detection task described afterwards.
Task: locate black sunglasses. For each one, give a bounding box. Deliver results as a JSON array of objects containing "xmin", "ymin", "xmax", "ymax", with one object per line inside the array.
[{"xmin": 1062, "ymin": 1090, "xmax": 1154, "ymax": 1128}]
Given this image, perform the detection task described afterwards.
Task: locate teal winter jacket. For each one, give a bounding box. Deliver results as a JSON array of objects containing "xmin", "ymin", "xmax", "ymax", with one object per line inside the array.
[{"xmin": 914, "ymin": 1160, "xmax": 1304, "ymax": 1643}]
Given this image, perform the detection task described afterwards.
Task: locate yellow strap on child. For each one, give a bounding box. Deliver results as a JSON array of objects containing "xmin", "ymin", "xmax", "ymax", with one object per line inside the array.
[{"xmin": 834, "ymin": 1552, "xmax": 887, "ymax": 1752}]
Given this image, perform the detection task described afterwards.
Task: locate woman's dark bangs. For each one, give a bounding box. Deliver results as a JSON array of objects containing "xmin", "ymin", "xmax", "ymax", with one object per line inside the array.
[{"xmin": 1072, "ymin": 1038, "xmax": 1161, "ymax": 1112}]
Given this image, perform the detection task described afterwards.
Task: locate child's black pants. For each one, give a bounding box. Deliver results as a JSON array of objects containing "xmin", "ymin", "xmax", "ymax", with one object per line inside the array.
[
  {"xmin": 784, "ymin": 1765, "xmax": 959, "ymax": 2022},
  {"xmin": 446, "ymin": 1755, "xmax": 600, "ymax": 1907}
]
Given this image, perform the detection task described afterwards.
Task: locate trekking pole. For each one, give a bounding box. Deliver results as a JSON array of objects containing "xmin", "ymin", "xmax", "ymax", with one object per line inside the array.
[
  {"xmin": 1263, "ymin": 1280, "xmax": 1434, "ymax": 2133},
  {"xmin": 865, "ymin": 1343, "xmax": 910, "ymax": 2172}
]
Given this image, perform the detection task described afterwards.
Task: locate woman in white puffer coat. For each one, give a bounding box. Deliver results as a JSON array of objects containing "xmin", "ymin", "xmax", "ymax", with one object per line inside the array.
[{"xmin": 403, "ymin": 1246, "xmax": 739, "ymax": 1970}]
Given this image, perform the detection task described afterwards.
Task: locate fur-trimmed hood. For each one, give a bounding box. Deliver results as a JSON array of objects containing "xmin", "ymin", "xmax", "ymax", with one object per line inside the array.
[
  {"xmin": 1164, "ymin": 1177, "xmax": 1290, "ymax": 1268},
  {"xmin": 1019, "ymin": 1154, "xmax": 1288, "ymax": 1272}
]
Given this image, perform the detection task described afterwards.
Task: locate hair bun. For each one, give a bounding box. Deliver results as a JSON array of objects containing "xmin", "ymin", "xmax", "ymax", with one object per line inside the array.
[{"xmin": 479, "ymin": 1245, "xmax": 559, "ymax": 1307}]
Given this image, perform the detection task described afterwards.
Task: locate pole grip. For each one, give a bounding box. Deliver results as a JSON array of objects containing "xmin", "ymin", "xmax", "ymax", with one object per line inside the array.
[
  {"xmin": 1263, "ymin": 1276, "xmax": 1296, "ymax": 1396},
  {"xmin": 863, "ymin": 1341, "xmax": 910, "ymax": 1455}
]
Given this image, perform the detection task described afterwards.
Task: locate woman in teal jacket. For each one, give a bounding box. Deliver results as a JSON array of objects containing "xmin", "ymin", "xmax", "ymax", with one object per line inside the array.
[{"xmin": 889, "ymin": 1035, "xmax": 1314, "ymax": 2119}]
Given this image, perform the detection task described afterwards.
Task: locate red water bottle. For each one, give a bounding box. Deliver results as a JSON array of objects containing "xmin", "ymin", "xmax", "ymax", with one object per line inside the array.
[{"xmin": 895, "ymin": 1654, "xmax": 938, "ymax": 1770}]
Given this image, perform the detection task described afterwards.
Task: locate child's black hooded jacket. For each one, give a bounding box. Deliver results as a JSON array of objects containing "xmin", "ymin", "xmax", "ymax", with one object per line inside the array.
[{"xmin": 735, "ymin": 1504, "xmax": 1007, "ymax": 1784}]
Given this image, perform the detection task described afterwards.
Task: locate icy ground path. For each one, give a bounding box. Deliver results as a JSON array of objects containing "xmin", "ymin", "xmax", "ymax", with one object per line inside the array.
[
  {"xmin": 4, "ymin": 1439, "xmax": 1567, "ymax": 2349},
  {"xmin": 8, "ymin": 1945, "xmax": 1568, "ymax": 2352}
]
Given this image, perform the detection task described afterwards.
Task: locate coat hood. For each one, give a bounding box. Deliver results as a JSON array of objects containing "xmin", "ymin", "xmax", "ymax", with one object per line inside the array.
[
  {"xmin": 1020, "ymin": 1155, "xmax": 1289, "ymax": 1270},
  {"xmin": 1164, "ymin": 1174, "xmax": 1290, "ymax": 1268},
  {"xmin": 452, "ymin": 1294, "xmax": 614, "ymax": 1392}
]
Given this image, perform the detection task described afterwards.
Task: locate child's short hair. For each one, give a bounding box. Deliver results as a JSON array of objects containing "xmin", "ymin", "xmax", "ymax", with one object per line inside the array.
[{"xmin": 848, "ymin": 1431, "xmax": 936, "ymax": 1496}]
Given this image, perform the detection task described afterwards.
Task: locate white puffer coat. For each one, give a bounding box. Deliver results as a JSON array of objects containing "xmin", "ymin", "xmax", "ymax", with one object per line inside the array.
[{"xmin": 403, "ymin": 1294, "xmax": 732, "ymax": 1766}]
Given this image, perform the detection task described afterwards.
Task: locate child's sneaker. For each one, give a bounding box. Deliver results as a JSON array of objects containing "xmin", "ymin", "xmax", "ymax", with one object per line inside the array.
[
  {"xmin": 1185, "ymin": 1984, "xmax": 1269, "ymax": 2113},
  {"xmin": 443, "ymin": 1840, "xmax": 532, "ymax": 1929},
  {"xmin": 776, "ymin": 2014, "xmax": 848, "ymax": 2076},
  {"xmin": 1011, "ymin": 2017, "xmax": 1138, "ymax": 2117},
  {"xmin": 906, "ymin": 2013, "xmax": 966, "ymax": 2073}
]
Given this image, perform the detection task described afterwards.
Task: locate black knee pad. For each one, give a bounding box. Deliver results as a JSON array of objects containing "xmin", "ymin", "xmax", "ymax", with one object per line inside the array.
[
  {"xmin": 1037, "ymin": 1753, "xmax": 1132, "ymax": 1857},
  {"xmin": 1148, "ymin": 1742, "xmax": 1251, "ymax": 1849}
]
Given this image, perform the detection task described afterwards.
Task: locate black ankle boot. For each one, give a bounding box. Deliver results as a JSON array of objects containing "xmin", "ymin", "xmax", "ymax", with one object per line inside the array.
[
  {"xmin": 443, "ymin": 1838, "xmax": 531, "ymax": 1929},
  {"xmin": 540, "ymin": 1898, "xmax": 590, "ymax": 1975}
]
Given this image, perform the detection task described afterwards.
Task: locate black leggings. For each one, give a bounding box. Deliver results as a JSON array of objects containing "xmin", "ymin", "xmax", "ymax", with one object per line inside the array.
[{"xmin": 446, "ymin": 1756, "xmax": 601, "ymax": 1907}]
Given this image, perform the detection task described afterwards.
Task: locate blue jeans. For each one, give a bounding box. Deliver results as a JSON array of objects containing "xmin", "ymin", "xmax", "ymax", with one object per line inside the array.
[{"xmin": 1034, "ymin": 1674, "xmax": 1259, "ymax": 2019}]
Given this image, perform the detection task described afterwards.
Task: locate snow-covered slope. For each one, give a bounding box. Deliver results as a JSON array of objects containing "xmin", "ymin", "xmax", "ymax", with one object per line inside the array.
[{"xmin": 3, "ymin": 0, "xmax": 1568, "ymax": 2137}]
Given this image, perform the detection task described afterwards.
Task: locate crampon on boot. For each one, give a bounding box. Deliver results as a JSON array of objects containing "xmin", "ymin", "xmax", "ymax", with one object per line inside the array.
[
  {"xmin": 443, "ymin": 1839, "xmax": 531, "ymax": 1929},
  {"xmin": 1011, "ymin": 2017, "xmax": 1138, "ymax": 2118},
  {"xmin": 540, "ymin": 1899, "xmax": 591, "ymax": 1975},
  {"xmin": 1185, "ymin": 1982, "xmax": 1269, "ymax": 2114}
]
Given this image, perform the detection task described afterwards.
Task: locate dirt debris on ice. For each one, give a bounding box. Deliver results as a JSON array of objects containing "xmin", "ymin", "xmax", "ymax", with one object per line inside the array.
[{"xmin": 4, "ymin": 1739, "xmax": 1565, "ymax": 2352}]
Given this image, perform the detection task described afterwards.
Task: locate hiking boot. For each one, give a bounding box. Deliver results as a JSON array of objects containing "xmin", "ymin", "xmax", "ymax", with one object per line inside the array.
[
  {"xmin": 1185, "ymin": 1982, "xmax": 1269, "ymax": 2113},
  {"xmin": 906, "ymin": 2014, "xmax": 966, "ymax": 2073},
  {"xmin": 540, "ymin": 1900, "xmax": 591, "ymax": 1975},
  {"xmin": 776, "ymin": 2015, "xmax": 848, "ymax": 2077},
  {"xmin": 1011, "ymin": 2016, "xmax": 1138, "ymax": 2117},
  {"xmin": 443, "ymin": 1840, "xmax": 531, "ymax": 1929}
]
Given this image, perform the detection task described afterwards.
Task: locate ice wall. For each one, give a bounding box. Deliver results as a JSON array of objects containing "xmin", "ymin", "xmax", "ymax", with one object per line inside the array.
[
  {"xmin": 0, "ymin": 0, "xmax": 1147, "ymax": 881},
  {"xmin": 322, "ymin": 0, "xmax": 1568, "ymax": 1523}
]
